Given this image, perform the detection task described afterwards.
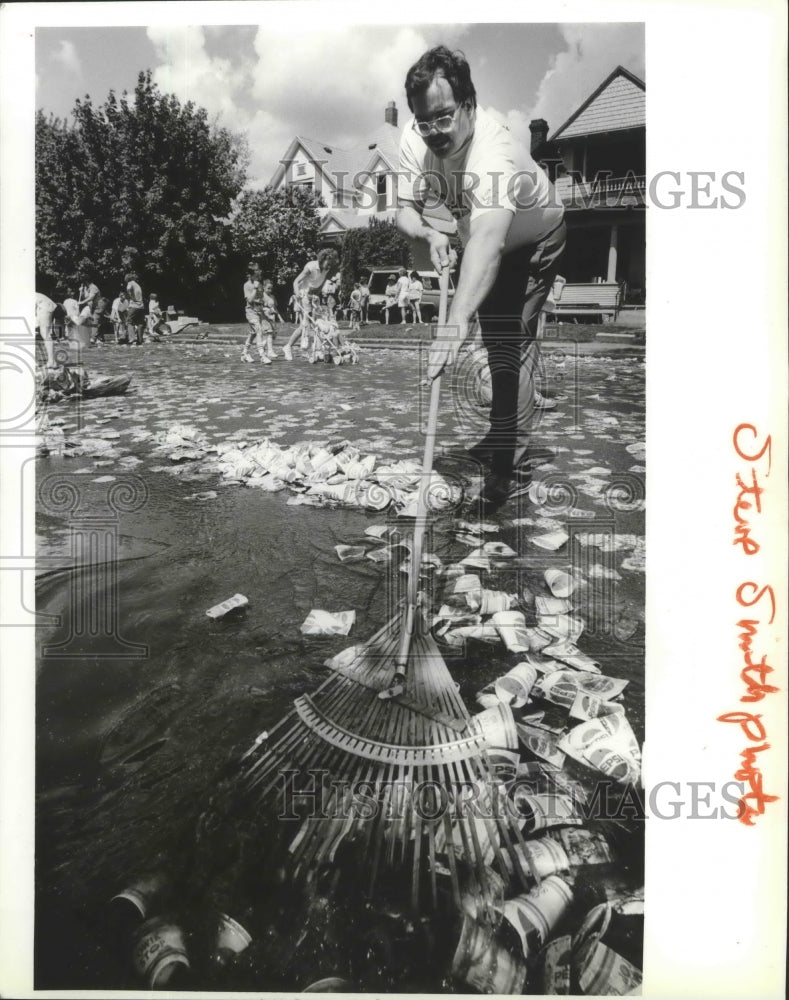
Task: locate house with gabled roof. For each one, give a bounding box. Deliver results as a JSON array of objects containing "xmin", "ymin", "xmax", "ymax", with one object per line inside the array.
[
  {"xmin": 530, "ymin": 65, "xmax": 646, "ymax": 305},
  {"xmin": 269, "ymin": 101, "xmax": 402, "ymax": 247}
]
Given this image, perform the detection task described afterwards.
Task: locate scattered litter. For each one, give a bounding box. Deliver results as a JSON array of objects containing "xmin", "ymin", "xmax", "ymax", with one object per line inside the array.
[
  {"xmin": 490, "ymin": 611, "xmax": 532, "ymax": 653},
  {"xmin": 300, "ymin": 609, "xmax": 356, "ymax": 637},
  {"xmin": 334, "ymin": 545, "xmax": 366, "ymax": 563},
  {"xmin": 544, "ymin": 568, "xmax": 578, "ymax": 598},
  {"xmin": 206, "ymin": 594, "xmax": 249, "ymax": 619},
  {"xmin": 531, "ymin": 530, "xmax": 569, "ymax": 551},
  {"xmin": 184, "ymin": 491, "xmax": 218, "ymax": 501},
  {"xmin": 92, "ymin": 475, "xmax": 116, "ymax": 483}
]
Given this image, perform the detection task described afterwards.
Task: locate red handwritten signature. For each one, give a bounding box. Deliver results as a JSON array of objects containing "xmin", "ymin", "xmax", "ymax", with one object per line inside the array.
[{"xmin": 718, "ymin": 424, "xmax": 779, "ymax": 825}]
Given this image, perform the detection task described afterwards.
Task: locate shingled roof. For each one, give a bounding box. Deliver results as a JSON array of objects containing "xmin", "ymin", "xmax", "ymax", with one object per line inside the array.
[{"xmin": 550, "ymin": 66, "xmax": 645, "ymax": 141}]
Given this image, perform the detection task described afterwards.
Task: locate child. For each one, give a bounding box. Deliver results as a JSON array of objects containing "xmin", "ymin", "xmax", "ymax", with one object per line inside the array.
[
  {"xmin": 395, "ymin": 267, "xmax": 411, "ymax": 324},
  {"xmin": 242, "ymin": 264, "xmax": 272, "ymax": 364},
  {"xmin": 260, "ymin": 280, "xmax": 284, "ymax": 359},
  {"xmin": 359, "ymin": 277, "xmax": 370, "ymax": 325},
  {"xmin": 110, "ymin": 290, "xmax": 128, "ymax": 344},
  {"xmin": 147, "ymin": 293, "xmax": 164, "ymax": 339},
  {"xmin": 284, "ymin": 248, "xmax": 340, "ymax": 360},
  {"xmin": 384, "ymin": 275, "xmax": 398, "ymax": 325},
  {"xmin": 349, "ymin": 282, "xmax": 362, "ymax": 331},
  {"xmin": 408, "ymin": 271, "xmax": 424, "ymax": 323}
]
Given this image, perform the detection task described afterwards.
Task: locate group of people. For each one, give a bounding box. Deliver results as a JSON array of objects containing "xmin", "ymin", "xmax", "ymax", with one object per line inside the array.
[
  {"xmin": 242, "ymin": 251, "xmax": 358, "ymax": 366},
  {"xmin": 35, "ymin": 270, "xmax": 171, "ymax": 367},
  {"xmin": 383, "ymin": 268, "xmax": 424, "ymax": 324}
]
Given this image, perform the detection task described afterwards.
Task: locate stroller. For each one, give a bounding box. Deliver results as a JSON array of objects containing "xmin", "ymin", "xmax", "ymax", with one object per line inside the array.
[{"xmin": 307, "ymin": 308, "xmax": 359, "ymax": 366}]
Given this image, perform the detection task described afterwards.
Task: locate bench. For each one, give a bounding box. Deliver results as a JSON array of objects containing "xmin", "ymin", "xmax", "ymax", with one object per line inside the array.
[{"xmin": 545, "ymin": 282, "xmax": 621, "ymax": 323}]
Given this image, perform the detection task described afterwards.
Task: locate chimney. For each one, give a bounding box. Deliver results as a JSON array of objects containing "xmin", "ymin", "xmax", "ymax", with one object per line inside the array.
[
  {"xmin": 529, "ymin": 118, "xmax": 549, "ymax": 156},
  {"xmin": 385, "ymin": 101, "xmax": 398, "ymax": 127}
]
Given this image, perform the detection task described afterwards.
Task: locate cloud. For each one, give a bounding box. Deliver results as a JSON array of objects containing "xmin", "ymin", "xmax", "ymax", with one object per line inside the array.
[
  {"xmin": 145, "ymin": 23, "xmax": 474, "ymax": 185},
  {"xmin": 250, "ymin": 24, "xmax": 469, "ymax": 150},
  {"xmin": 529, "ymin": 24, "xmax": 645, "ymax": 135},
  {"xmin": 51, "ymin": 40, "xmax": 82, "ymax": 79},
  {"xmin": 147, "ymin": 25, "xmax": 250, "ymax": 122}
]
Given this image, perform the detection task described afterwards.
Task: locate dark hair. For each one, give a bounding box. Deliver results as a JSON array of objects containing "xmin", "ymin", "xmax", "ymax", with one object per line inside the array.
[
  {"xmin": 405, "ymin": 46, "xmax": 477, "ymax": 112},
  {"xmin": 317, "ymin": 248, "xmax": 338, "ymax": 269}
]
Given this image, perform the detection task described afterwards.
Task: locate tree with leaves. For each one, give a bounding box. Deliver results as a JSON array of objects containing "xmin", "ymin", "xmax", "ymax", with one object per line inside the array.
[
  {"xmin": 35, "ymin": 70, "xmax": 248, "ymax": 317},
  {"xmin": 228, "ymin": 186, "xmax": 324, "ymax": 302},
  {"xmin": 339, "ymin": 218, "xmax": 412, "ymax": 302}
]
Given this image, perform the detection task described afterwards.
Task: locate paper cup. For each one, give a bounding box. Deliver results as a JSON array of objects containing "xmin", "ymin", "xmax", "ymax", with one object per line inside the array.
[
  {"xmin": 544, "ymin": 568, "xmax": 577, "ymax": 598},
  {"xmin": 500, "ymin": 875, "xmax": 574, "ymax": 952},
  {"xmin": 490, "ymin": 611, "xmax": 531, "ymax": 652},
  {"xmin": 451, "ymin": 914, "xmax": 527, "ymax": 995},
  {"xmin": 133, "ymin": 917, "xmax": 190, "ymax": 988},
  {"xmin": 471, "ymin": 703, "xmax": 518, "ymax": 751}
]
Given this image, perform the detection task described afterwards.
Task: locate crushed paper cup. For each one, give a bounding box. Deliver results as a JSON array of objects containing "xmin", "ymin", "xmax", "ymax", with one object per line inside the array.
[
  {"xmin": 459, "ymin": 552, "xmax": 492, "ymax": 572},
  {"xmin": 512, "ymin": 792, "xmax": 583, "ymax": 835},
  {"xmin": 206, "ymin": 594, "xmax": 249, "ymax": 619},
  {"xmin": 299, "ymin": 609, "xmax": 356, "ymax": 637},
  {"xmin": 535, "ymin": 594, "xmax": 572, "ymax": 616},
  {"xmin": 470, "ymin": 703, "xmax": 518, "ymax": 751},
  {"xmin": 524, "ymin": 627, "xmax": 557, "ymax": 653},
  {"xmin": 457, "ymin": 518, "xmax": 499, "ymax": 534},
  {"xmin": 540, "ymin": 933, "xmax": 573, "ymax": 995},
  {"xmin": 448, "ymin": 573, "xmax": 482, "ymax": 596},
  {"xmin": 465, "ymin": 588, "xmax": 515, "ymax": 615},
  {"xmin": 334, "ymin": 544, "xmax": 366, "ymax": 563},
  {"xmin": 365, "ymin": 546, "xmax": 392, "ymax": 563},
  {"xmin": 444, "ymin": 624, "xmax": 500, "ymax": 647},
  {"xmin": 506, "ymin": 837, "xmax": 570, "ymax": 881},
  {"xmin": 544, "ymin": 568, "xmax": 578, "ymax": 598},
  {"xmin": 531, "ymin": 530, "xmax": 569, "ymax": 551},
  {"xmin": 499, "ymin": 876, "xmax": 574, "ymax": 955},
  {"xmin": 451, "ymin": 913, "xmax": 527, "ymax": 995},
  {"xmin": 490, "ymin": 610, "xmax": 531, "ymax": 653},
  {"xmin": 537, "ymin": 612, "xmax": 584, "ymax": 644},
  {"xmin": 481, "ymin": 540, "xmax": 517, "ymax": 557},
  {"xmin": 558, "ymin": 712, "xmax": 641, "ymax": 784},
  {"xmin": 323, "ymin": 645, "xmax": 363, "ymax": 670},
  {"xmin": 569, "ymin": 691, "xmax": 625, "ymax": 722},
  {"xmin": 515, "ymin": 724, "xmax": 567, "ymax": 768},
  {"xmin": 364, "ymin": 525, "xmax": 398, "ymax": 540},
  {"xmin": 559, "ymin": 827, "xmax": 612, "ymax": 866},
  {"xmin": 541, "ymin": 638, "xmax": 601, "ymax": 673},
  {"xmin": 494, "ymin": 662, "xmax": 538, "ymax": 707}
]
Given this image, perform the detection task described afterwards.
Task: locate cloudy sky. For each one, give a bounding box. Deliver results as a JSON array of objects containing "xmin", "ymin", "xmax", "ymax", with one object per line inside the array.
[{"xmin": 36, "ymin": 20, "xmax": 644, "ymax": 186}]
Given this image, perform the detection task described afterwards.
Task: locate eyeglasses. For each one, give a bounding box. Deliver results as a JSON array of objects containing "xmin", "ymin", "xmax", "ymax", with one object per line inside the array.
[{"xmin": 412, "ymin": 106, "xmax": 461, "ymax": 138}]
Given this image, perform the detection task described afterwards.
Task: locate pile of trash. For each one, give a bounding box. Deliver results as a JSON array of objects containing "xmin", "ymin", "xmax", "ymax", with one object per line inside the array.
[
  {"xmin": 318, "ymin": 517, "xmax": 643, "ymax": 994},
  {"xmin": 153, "ymin": 425, "xmax": 461, "ymax": 515},
  {"xmin": 37, "ymin": 363, "xmax": 132, "ymax": 404}
]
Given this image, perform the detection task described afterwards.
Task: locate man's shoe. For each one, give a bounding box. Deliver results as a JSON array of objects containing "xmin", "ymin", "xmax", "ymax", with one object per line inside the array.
[
  {"xmin": 534, "ymin": 391, "xmax": 557, "ymax": 410},
  {"xmin": 283, "ymin": 345, "xmax": 293, "ymax": 361}
]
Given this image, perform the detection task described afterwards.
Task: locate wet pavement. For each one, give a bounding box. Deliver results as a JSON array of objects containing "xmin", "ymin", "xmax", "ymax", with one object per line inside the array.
[{"xmin": 35, "ymin": 336, "xmax": 645, "ymax": 991}]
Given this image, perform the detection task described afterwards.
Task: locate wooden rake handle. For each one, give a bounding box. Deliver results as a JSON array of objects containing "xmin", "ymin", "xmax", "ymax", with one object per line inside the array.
[{"xmin": 395, "ymin": 266, "xmax": 451, "ymax": 671}]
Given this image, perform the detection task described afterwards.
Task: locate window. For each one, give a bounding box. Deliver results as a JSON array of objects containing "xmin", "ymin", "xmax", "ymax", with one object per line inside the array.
[
  {"xmin": 376, "ymin": 174, "xmax": 387, "ymax": 213},
  {"xmin": 295, "ymin": 163, "xmax": 307, "ymax": 177}
]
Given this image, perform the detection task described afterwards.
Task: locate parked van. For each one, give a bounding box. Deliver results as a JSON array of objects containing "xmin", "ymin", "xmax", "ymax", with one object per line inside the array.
[{"xmin": 364, "ymin": 268, "xmax": 455, "ymax": 323}]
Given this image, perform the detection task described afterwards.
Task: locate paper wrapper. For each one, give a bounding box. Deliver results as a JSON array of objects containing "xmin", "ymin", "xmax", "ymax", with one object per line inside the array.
[
  {"xmin": 499, "ymin": 876, "xmax": 574, "ymax": 956},
  {"xmin": 507, "ymin": 836, "xmax": 571, "ymax": 881},
  {"xmin": 569, "ymin": 691, "xmax": 625, "ymax": 722},
  {"xmin": 447, "ymin": 572, "xmax": 482, "ymax": 597},
  {"xmin": 558, "ymin": 712, "xmax": 641, "ymax": 785},
  {"xmin": 490, "ymin": 610, "xmax": 531, "ymax": 652},
  {"xmin": 299, "ymin": 609, "xmax": 356, "ymax": 636}
]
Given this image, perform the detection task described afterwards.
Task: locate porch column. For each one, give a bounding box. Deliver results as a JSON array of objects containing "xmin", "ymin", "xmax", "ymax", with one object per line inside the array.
[{"xmin": 607, "ymin": 224, "xmax": 619, "ymax": 282}]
